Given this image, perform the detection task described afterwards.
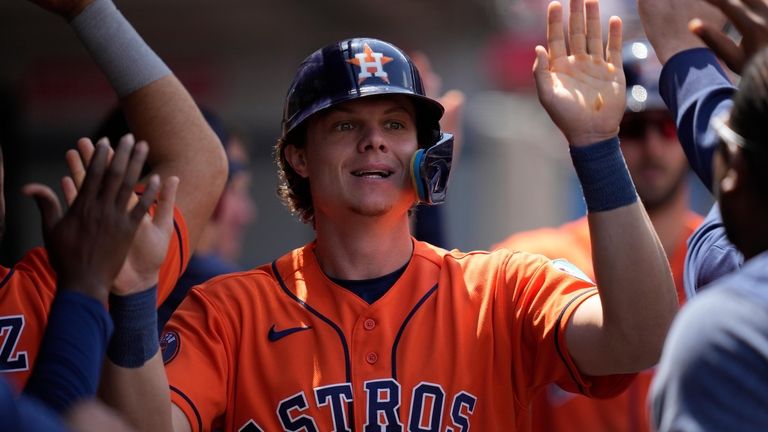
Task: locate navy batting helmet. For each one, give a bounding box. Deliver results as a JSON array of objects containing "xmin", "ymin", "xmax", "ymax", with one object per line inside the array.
[
  {"xmin": 623, "ymin": 39, "xmax": 665, "ymax": 113},
  {"xmin": 281, "ymin": 37, "xmax": 445, "ymax": 146}
]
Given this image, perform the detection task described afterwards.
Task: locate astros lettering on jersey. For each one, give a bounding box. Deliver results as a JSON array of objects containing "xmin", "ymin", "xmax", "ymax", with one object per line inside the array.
[{"xmin": 162, "ymin": 240, "xmax": 634, "ymax": 431}]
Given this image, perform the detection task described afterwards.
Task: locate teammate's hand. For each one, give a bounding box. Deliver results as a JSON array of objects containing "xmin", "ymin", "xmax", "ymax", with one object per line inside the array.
[
  {"xmin": 27, "ymin": 0, "xmax": 96, "ymax": 20},
  {"xmin": 690, "ymin": 0, "xmax": 768, "ymax": 74},
  {"xmin": 22, "ymin": 138, "xmax": 159, "ymax": 305},
  {"xmin": 64, "ymin": 135, "xmax": 179, "ymax": 297},
  {"xmin": 409, "ymin": 51, "xmax": 466, "ymax": 159},
  {"xmin": 637, "ymin": 0, "xmax": 726, "ymax": 64},
  {"xmin": 534, "ymin": 0, "xmax": 625, "ymax": 147}
]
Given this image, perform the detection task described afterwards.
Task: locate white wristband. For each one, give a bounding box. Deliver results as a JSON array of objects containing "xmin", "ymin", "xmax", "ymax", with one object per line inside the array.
[{"xmin": 71, "ymin": 0, "xmax": 171, "ymax": 98}]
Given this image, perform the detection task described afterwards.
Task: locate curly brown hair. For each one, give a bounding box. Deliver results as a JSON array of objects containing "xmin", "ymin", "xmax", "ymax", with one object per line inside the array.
[{"xmin": 275, "ymin": 124, "xmax": 314, "ymax": 224}]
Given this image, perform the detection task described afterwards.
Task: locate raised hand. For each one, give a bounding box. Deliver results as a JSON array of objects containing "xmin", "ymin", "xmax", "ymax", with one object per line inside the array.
[
  {"xmin": 637, "ymin": 0, "xmax": 726, "ymax": 63},
  {"xmin": 690, "ymin": 0, "xmax": 768, "ymax": 73},
  {"xmin": 534, "ymin": 0, "xmax": 625, "ymax": 147},
  {"xmin": 64, "ymin": 135, "xmax": 179, "ymax": 296},
  {"xmin": 22, "ymin": 138, "xmax": 160, "ymax": 304},
  {"xmin": 27, "ymin": 0, "xmax": 96, "ymax": 20},
  {"xmin": 409, "ymin": 51, "xmax": 466, "ymax": 157}
]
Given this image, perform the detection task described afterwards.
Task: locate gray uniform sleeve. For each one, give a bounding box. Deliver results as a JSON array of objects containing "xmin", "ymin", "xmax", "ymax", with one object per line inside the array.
[{"xmin": 650, "ymin": 286, "xmax": 768, "ymax": 431}]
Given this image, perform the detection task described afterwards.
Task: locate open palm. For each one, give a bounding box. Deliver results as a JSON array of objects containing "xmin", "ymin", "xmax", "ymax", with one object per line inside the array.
[
  {"xmin": 64, "ymin": 136, "xmax": 178, "ymax": 295},
  {"xmin": 535, "ymin": 0, "xmax": 625, "ymax": 147}
]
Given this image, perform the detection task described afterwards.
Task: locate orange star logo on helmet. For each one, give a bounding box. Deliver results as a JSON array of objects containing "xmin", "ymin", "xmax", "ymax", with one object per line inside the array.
[{"xmin": 347, "ymin": 43, "xmax": 394, "ymax": 84}]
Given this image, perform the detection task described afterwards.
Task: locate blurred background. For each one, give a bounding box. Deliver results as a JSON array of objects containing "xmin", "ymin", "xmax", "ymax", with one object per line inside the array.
[{"xmin": 0, "ymin": 0, "xmax": 711, "ymax": 268}]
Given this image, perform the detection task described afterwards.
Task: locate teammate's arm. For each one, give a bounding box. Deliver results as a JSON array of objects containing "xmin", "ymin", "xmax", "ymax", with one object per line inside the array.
[
  {"xmin": 534, "ymin": 0, "xmax": 677, "ymax": 375},
  {"xmin": 637, "ymin": 0, "xmax": 726, "ymax": 65},
  {"xmin": 28, "ymin": 0, "xmax": 228, "ymax": 292}
]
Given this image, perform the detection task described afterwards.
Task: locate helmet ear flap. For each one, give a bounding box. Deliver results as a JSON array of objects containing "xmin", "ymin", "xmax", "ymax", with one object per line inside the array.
[
  {"xmin": 410, "ymin": 149, "xmax": 427, "ymax": 202},
  {"xmin": 410, "ymin": 133, "xmax": 454, "ymax": 205}
]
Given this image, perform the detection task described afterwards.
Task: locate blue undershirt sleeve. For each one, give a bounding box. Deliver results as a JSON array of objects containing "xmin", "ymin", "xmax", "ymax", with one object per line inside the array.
[
  {"xmin": 683, "ymin": 205, "xmax": 744, "ymax": 297},
  {"xmin": 23, "ymin": 291, "xmax": 113, "ymax": 413},
  {"xmin": 2, "ymin": 377, "xmax": 69, "ymax": 431},
  {"xmin": 659, "ymin": 48, "xmax": 736, "ymax": 191}
]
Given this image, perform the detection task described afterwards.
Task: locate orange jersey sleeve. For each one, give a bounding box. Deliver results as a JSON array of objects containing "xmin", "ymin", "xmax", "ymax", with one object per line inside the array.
[
  {"xmin": 162, "ymin": 240, "xmax": 634, "ymax": 431},
  {"xmin": 0, "ymin": 206, "xmax": 189, "ymax": 392},
  {"xmin": 156, "ymin": 206, "xmax": 191, "ymax": 304}
]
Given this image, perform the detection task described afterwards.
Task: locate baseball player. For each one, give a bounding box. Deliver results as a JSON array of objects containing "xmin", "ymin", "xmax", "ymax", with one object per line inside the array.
[
  {"xmin": 636, "ymin": 0, "xmax": 768, "ymax": 429},
  {"xmin": 493, "ymin": 39, "xmax": 702, "ymax": 432},
  {"xmin": 99, "ymin": 1, "xmax": 678, "ymax": 430},
  {"xmin": 0, "ymin": 0, "xmax": 228, "ymax": 391}
]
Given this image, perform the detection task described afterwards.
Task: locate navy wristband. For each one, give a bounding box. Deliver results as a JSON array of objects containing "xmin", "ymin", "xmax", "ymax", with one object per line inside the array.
[
  {"xmin": 108, "ymin": 286, "xmax": 159, "ymax": 368},
  {"xmin": 570, "ymin": 137, "xmax": 638, "ymax": 212},
  {"xmin": 23, "ymin": 291, "xmax": 113, "ymax": 413}
]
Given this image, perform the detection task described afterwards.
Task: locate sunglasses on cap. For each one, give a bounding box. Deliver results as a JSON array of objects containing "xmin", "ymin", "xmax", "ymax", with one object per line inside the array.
[{"xmin": 619, "ymin": 114, "xmax": 677, "ymax": 140}]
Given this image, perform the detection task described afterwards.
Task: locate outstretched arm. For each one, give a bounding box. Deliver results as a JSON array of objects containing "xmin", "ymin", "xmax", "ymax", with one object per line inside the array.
[
  {"xmin": 637, "ymin": 0, "xmax": 726, "ymax": 64},
  {"xmin": 29, "ymin": 0, "xmax": 228, "ymax": 272},
  {"xmin": 534, "ymin": 0, "xmax": 677, "ymax": 375}
]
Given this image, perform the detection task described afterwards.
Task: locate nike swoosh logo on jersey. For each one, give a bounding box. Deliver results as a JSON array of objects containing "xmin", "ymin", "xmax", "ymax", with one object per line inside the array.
[{"xmin": 268, "ymin": 324, "xmax": 312, "ymax": 342}]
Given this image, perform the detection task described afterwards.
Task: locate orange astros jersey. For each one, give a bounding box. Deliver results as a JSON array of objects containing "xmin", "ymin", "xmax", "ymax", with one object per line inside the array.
[
  {"xmin": 493, "ymin": 211, "xmax": 702, "ymax": 432},
  {"xmin": 0, "ymin": 206, "xmax": 189, "ymax": 391},
  {"xmin": 162, "ymin": 239, "xmax": 635, "ymax": 431}
]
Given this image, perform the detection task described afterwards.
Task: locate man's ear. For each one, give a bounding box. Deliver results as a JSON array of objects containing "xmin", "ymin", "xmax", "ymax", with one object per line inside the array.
[
  {"xmin": 284, "ymin": 144, "xmax": 309, "ymax": 178},
  {"xmin": 719, "ymin": 149, "xmax": 745, "ymax": 196}
]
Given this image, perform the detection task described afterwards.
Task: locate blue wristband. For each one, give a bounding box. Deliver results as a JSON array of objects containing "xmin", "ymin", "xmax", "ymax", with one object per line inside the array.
[
  {"xmin": 23, "ymin": 291, "xmax": 113, "ymax": 413},
  {"xmin": 570, "ymin": 137, "xmax": 638, "ymax": 212},
  {"xmin": 107, "ymin": 286, "xmax": 159, "ymax": 368}
]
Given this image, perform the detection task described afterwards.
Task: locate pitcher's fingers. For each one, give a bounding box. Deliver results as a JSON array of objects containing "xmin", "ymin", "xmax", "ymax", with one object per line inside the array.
[
  {"xmin": 80, "ymin": 140, "xmax": 110, "ymax": 201},
  {"xmin": 61, "ymin": 176, "xmax": 78, "ymax": 206},
  {"xmin": 585, "ymin": 0, "xmax": 603, "ymax": 57},
  {"xmin": 690, "ymin": 18, "xmax": 746, "ymax": 73},
  {"xmin": 152, "ymin": 176, "xmax": 179, "ymax": 232},
  {"xmin": 66, "ymin": 140, "xmax": 90, "ymax": 188},
  {"xmin": 547, "ymin": 1, "xmax": 568, "ymax": 59},
  {"xmin": 740, "ymin": 0, "xmax": 768, "ymax": 15},
  {"xmin": 22, "ymin": 184, "xmax": 63, "ymax": 238},
  {"xmin": 101, "ymin": 134, "xmax": 135, "ymax": 202},
  {"xmin": 116, "ymin": 141, "xmax": 149, "ymax": 210},
  {"xmin": 569, "ymin": 0, "xmax": 588, "ymax": 55},
  {"xmin": 605, "ymin": 16, "xmax": 623, "ymax": 69},
  {"xmin": 130, "ymin": 174, "xmax": 160, "ymax": 226},
  {"xmin": 705, "ymin": 0, "xmax": 763, "ymax": 32}
]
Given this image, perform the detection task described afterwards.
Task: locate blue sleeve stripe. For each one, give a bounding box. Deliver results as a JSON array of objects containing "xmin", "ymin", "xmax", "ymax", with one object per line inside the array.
[
  {"xmin": 553, "ymin": 288, "xmax": 598, "ymax": 394},
  {"xmin": 170, "ymin": 385, "xmax": 203, "ymax": 432}
]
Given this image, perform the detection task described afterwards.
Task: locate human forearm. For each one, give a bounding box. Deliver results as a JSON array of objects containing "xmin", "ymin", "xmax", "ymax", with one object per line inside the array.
[
  {"xmin": 660, "ymin": 48, "xmax": 736, "ymax": 190},
  {"xmin": 584, "ymin": 204, "xmax": 677, "ymax": 372},
  {"xmin": 69, "ymin": 0, "xmax": 227, "ymax": 249},
  {"xmin": 638, "ymin": 0, "xmax": 725, "ymax": 64},
  {"xmin": 566, "ymin": 139, "xmax": 677, "ymax": 375},
  {"xmin": 24, "ymin": 291, "xmax": 113, "ymax": 413},
  {"xmin": 99, "ymin": 287, "xmax": 175, "ymax": 431},
  {"xmin": 101, "ymin": 353, "xmax": 174, "ymax": 432}
]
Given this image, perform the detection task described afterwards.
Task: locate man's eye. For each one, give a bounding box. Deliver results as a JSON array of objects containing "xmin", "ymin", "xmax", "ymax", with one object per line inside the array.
[
  {"xmin": 334, "ymin": 122, "xmax": 354, "ymax": 131},
  {"xmin": 386, "ymin": 121, "xmax": 405, "ymax": 130}
]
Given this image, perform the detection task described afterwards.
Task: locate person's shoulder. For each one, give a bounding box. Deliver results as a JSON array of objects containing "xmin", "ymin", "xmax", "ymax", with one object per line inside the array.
[
  {"xmin": 8, "ymin": 247, "xmax": 56, "ymax": 290},
  {"xmin": 492, "ymin": 218, "xmax": 589, "ymax": 255},
  {"xmin": 684, "ymin": 209, "xmax": 704, "ymax": 234}
]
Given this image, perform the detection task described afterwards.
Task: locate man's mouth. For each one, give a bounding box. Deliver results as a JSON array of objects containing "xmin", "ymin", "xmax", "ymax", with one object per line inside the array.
[{"xmin": 352, "ymin": 169, "xmax": 393, "ymax": 179}]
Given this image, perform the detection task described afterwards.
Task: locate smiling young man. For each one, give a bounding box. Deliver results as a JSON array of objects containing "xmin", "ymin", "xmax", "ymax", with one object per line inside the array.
[{"xmin": 99, "ymin": 1, "xmax": 678, "ymax": 430}]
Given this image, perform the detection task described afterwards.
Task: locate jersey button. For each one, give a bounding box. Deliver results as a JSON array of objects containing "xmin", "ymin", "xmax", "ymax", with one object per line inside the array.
[
  {"xmin": 363, "ymin": 318, "xmax": 376, "ymax": 330},
  {"xmin": 366, "ymin": 352, "xmax": 378, "ymax": 364}
]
